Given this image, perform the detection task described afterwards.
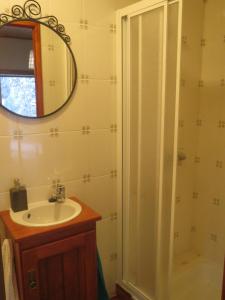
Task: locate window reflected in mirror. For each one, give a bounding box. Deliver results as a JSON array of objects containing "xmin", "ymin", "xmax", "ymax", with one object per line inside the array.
[
  {"xmin": 0, "ymin": 20, "xmax": 76, "ymax": 118},
  {"xmin": 0, "ymin": 21, "xmax": 43, "ymax": 117}
]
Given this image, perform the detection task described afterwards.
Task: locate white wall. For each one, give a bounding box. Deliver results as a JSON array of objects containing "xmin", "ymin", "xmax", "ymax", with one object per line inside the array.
[
  {"xmin": 0, "ymin": 0, "xmax": 138, "ymax": 296},
  {"xmin": 194, "ymin": 0, "xmax": 225, "ymax": 264},
  {"xmin": 174, "ymin": 0, "xmax": 225, "ymax": 266},
  {"xmin": 174, "ymin": 0, "xmax": 204, "ymax": 256}
]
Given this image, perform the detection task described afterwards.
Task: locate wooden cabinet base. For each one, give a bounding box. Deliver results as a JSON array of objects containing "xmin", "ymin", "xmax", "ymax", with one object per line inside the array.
[
  {"xmin": 22, "ymin": 231, "xmax": 97, "ymax": 300},
  {"xmin": 0, "ymin": 197, "xmax": 101, "ymax": 300},
  {"xmin": 222, "ymin": 259, "xmax": 225, "ymax": 300}
]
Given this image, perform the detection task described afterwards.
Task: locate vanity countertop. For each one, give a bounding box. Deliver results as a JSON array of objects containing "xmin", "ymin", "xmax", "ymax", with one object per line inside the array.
[{"xmin": 0, "ymin": 196, "xmax": 101, "ymax": 250}]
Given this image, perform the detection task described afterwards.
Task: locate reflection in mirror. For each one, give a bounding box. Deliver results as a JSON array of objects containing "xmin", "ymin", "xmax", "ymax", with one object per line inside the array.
[
  {"xmin": 0, "ymin": 21, "xmax": 42, "ymax": 117},
  {"xmin": 0, "ymin": 4, "xmax": 77, "ymax": 118}
]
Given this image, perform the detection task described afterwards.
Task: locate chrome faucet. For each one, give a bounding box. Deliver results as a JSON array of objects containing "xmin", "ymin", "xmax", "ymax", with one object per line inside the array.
[
  {"xmin": 56, "ymin": 184, "xmax": 65, "ymax": 202},
  {"xmin": 48, "ymin": 183, "xmax": 66, "ymax": 203}
]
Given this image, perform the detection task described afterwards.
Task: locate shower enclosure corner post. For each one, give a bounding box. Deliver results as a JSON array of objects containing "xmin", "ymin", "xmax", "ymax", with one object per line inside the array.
[
  {"xmin": 116, "ymin": 8, "xmax": 125, "ymax": 286},
  {"xmin": 168, "ymin": 0, "xmax": 183, "ymax": 288}
]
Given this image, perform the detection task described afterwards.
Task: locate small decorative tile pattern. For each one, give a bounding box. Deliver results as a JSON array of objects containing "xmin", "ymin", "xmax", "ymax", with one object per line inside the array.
[
  {"xmin": 83, "ymin": 174, "xmax": 91, "ymax": 183},
  {"xmin": 13, "ymin": 129, "xmax": 23, "ymax": 139},
  {"xmin": 200, "ymin": 38, "xmax": 206, "ymax": 47},
  {"xmin": 212, "ymin": 198, "xmax": 220, "ymax": 206},
  {"xmin": 110, "ymin": 76, "xmax": 117, "ymax": 84},
  {"xmin": 110, "ymin": 24, "xmax": 116, "ymax": 33},
  {"xmin": 218, "ymin": 120, "xmax": 225, "ymax": 128},
  {"xmin": 192, "ymin": 192, "xmax": 199, "ymax": 199},
  {"xmin": 194, "ymin": 156, "xmax": 200, "ymax": 163},
  {"xmin": 216, "ymin": 160, "xmax": 223, "ymax": 168},
  {"xmin": 81, "ymin": 74, "xmax": 89, "ymax": 84},
  {"xmin": 48, "ymin": 44, "xmax": 54, "ymax": 51},
  {"xmin": 182, "ymin": 36, "xmax": 188, "ymax": 45},
  {"xmin": 80, "ymin": 19, "xmax": 88, "ymax": 30},
  {"xmin": 210, "ymin": 233, "xmax": 217, "ymax": 242},
  {"xmin": 49, "ymin": 80, "xmax": 56, "ymax": 87},
  {"xmin": 196, "ymin": 119, "xmax": 202, "ymax": 126},
  {"xmin": 198, "ymin": 80, "xmax": 204, "ymax": 87},
  {"xmin": 110, "ymin": 124, "xmax": 117, "ymax": 133},
  {"xmin": 49, "ymin": 128, "xmax": 59, "ymax": 137},
  {"xmin": 176, "ymin": 196, "xmax": 181, "ymax": 204},
  {"xmin": 110, "ymin": 212, "xmax": 117, "ymax": 221},
  {"xmin": 82, "ymin": 126, "xmax": 90, "ymax": 135},
  {"xmin": 110, "ymin": 170, "xmax": 117, "ymax": 178},
  {"xmin": 174, "ymin": 232, "xmax": 180, "ymax": 239}
]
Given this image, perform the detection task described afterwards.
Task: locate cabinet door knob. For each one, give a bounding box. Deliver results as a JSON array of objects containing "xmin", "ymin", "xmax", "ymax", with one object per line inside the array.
[
  {"xmin": 29, "ymin": 280, "xmax": 37, "ymax": 289},
  {"xmin": 28, "ymin": 270, "xmax": 37, "ymax": 289}
]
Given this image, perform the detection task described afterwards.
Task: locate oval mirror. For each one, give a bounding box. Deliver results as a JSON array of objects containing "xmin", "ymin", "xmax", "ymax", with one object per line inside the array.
[{"xmin": 0, "ymin": 4, "xmax": 77, "ymax": 118}]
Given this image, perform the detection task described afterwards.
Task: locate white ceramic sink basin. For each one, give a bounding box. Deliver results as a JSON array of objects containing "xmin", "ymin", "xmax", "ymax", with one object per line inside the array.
[{"xmin": 10, "ymin": 198, "xmax": 82, "ymax": 227}]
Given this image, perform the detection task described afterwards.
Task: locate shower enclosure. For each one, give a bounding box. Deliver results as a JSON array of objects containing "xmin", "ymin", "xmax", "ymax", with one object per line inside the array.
[{"xmin": 117, "ymin": 0, "xmax": 225, "ymax": 299}]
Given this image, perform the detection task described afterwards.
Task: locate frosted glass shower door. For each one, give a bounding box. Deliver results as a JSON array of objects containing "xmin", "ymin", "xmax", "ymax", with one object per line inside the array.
[{"xmin": 121, "ymin": 2, "xmax": 168, "ymax": 299}]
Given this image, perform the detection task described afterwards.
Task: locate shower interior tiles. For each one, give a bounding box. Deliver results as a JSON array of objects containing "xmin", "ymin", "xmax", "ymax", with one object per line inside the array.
[{"xmin": 173, "ymin": 0, "xmax": 225, "ymax": 299}]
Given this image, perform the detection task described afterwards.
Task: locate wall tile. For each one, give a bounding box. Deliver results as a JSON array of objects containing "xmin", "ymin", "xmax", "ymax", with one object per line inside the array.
[
  {"xmin": 97, "ymin": 218, "xmax": 117, "ymax": 259},
  {"xmin": 85, "ymin": 80, "xmax": 116, "ymax": 129},
  {"xmin": 49, "ymin": 0, "xmax": 83, "ymax": 23},
  {"xmin": 0, "ymin": 137, "xmax": 21, "ymax": 193},
  {"xmin": 101, "ymin": 257, "xmax": 117, "ymax": 297},
  {"xmin": 0, "ymin": 110, "xmax": 19, "ymax": 136},
  {"xmin": 87, "ymin": 130, "xmax": 116, "ymax": 176},
  {"xmin": 64, "ymin": 23, "xmax": 85, "ymax": 76},
  {"xmin": 85, "ymin": 176, "xmax": 116, "ymax": 218},
  {"xmin": 83, "ymin": 27, "xmax": 114, "ymax": 79},
  {"xmin": 97, "ymin": 217, "xmax": 117, "ymax": 296},
  {"xmin": 83, "ymin": 0, "xmax": 116, "ymax": 27},
  {"xmin": 0, "ymin": 192, "xmax": 10, "ymax": 211},
  {"xmin": 17, "ymin": 132, "xmax": 89, "ymax": 188},
  {"xmin": 191, "ymin": 0, "xmax": 225, "ymax": 262},
  {"xmin": 174, "ymin": 0, "xmax": 203, "ymax": 256}
]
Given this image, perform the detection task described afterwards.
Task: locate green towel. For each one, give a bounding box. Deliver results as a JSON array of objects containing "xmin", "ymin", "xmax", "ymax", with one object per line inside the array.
[{"xmin": 97, "ymin": 251, "xmax": 109, "ymax": 300}]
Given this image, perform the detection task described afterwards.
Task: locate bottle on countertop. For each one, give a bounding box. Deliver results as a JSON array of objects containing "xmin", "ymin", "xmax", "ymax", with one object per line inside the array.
[{"xmin": 10, "ymin": 178, "xmax": 28, "ymax": 212}]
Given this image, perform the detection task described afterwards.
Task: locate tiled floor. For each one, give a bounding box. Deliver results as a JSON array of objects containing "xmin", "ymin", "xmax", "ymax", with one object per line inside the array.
[{"xmin": 171, "ymin": 252, "xmax": 223, "ymax": 300}]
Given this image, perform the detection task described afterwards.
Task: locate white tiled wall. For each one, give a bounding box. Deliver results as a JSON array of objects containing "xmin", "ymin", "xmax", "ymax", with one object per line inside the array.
[
  {"xmin": 0, "ymin": 0, "xmax": 138, "ymax": 296},
  {"xmin": 174, "ymin": 0, "xmax": 204, "ymax": 256},
  {"xmin": 174, "ymin": 0, "xmax": 225, "ymax": 264},
  {"xmin": 194, "ymin": 0, "xmax": 225, "ymax": 263}
]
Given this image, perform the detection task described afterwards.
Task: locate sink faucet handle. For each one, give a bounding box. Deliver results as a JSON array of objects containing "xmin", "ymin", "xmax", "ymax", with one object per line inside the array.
[{"xmin": 56, "ymin": 184, "xmax": 65, "ymax": 202}]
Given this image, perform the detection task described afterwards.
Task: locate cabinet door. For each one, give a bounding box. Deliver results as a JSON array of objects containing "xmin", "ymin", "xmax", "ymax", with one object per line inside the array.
[
  {"xmin": 21, "ymin": 230, "xmax": 97, "ymax": 300},
  {"xmin": 223, "ymin": 259, "xmax": 225, "ymax": 300}
]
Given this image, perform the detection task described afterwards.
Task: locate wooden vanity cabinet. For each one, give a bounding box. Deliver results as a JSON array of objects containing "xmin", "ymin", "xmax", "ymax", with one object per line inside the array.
[
  {"xmin": 222, "ymin": 258, "xmax": 225, "ymax": 300},
  {"xmin": 0, "ymin": 197, "xmax": 101, "ymax": 300},
  {"xmin": 21, "ymin": 231, "xmax": 96, "ymax": 300}
]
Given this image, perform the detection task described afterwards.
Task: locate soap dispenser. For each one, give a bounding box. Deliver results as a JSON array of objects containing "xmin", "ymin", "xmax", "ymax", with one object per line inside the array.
[{"xmin": 10, "ymin": 178, "xmax": 28, "ymax": 212}]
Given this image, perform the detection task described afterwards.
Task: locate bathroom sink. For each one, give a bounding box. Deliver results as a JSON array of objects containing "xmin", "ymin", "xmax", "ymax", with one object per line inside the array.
[{"xmin": 10, "ymin": 198, "xmax": 82, "ymax": 227}]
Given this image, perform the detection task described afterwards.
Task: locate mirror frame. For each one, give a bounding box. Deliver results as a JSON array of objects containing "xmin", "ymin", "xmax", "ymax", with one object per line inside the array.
[{"xmin": 0, "ymin": 0, "xmax": 77, "ymax": 119}]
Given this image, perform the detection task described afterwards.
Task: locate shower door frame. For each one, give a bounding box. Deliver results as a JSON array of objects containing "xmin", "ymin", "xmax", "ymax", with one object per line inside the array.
[{"xmin": 116, "ymin": 0, "xmax": 183, "ymax": 299}]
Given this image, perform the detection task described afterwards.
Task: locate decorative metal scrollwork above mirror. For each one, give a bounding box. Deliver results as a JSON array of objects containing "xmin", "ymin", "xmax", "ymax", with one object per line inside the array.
[{"xmin": 0, "ymin": 0, "xmax": 77, "ymax": 118}]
